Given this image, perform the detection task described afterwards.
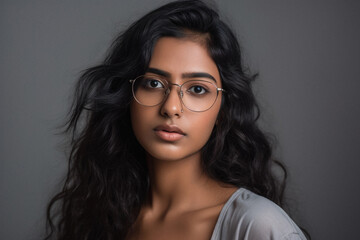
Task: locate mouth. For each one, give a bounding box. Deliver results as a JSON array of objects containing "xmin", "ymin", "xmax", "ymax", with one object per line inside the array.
[{"xmin": 154, "ymin": 124, "xmax": 186, "ymax": 142}]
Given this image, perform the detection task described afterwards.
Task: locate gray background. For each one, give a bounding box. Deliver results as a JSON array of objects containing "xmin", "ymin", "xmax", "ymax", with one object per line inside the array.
[{"xmin": 1, "ymin": 0, "xmax": 359, "ymax": 239}]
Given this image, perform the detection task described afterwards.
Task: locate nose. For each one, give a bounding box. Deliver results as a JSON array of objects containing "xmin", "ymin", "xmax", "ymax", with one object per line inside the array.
[{"xmin": 160, "ymin": 85, "xmax": 183, "ymax": 118}]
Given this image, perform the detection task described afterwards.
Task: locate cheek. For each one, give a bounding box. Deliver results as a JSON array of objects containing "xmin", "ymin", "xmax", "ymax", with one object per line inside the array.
[
  {"xmin": 130, "ymin": 103, "xmax": 151, "ymax": 142},
  {"xmin": 189, "ymin": 104, "xmax": 220, "ymax": 145}
]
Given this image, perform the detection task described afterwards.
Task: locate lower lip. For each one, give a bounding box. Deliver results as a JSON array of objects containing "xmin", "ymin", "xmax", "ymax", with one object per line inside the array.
[{"xmin": 154, "ymin": 130, "xmax": 185, "ymax": 142}]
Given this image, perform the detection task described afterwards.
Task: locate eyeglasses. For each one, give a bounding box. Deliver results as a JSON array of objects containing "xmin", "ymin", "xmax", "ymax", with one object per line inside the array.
[{"xmin": 129, "ymin": 74, "xmax": 225, "ymax": 112}]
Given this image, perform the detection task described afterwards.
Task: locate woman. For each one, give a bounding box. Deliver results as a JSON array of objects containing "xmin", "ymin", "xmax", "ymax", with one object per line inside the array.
[{"xmin": 45, "ymin": 0, "xmax": 307, "ymax": 239}]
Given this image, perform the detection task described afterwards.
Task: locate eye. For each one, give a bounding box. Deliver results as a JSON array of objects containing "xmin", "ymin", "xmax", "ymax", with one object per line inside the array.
[
  {"xmin": 144, "ymin": 78, "xmax": 164, "ymax": 89},
  {"xmin": 188, "ymin": 85, "xmax": 207, "ymax": 95}
]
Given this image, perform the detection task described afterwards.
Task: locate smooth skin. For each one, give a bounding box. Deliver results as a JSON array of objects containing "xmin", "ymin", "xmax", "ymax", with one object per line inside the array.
[{"xmin": 128, "ymin": 37, "xmax": 238, "ymax": 240}]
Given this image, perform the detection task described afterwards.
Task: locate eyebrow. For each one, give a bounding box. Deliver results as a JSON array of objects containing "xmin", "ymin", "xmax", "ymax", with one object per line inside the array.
[
  {"xmin": 146, "ymin": 68, "xmax": 170, "ymax": 78},
  {"xmin": 146, "ymin": 67, "xmax": 217, "ymax": 83}
]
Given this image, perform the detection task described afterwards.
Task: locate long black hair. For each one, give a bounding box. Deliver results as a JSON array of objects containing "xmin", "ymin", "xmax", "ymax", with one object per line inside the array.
[{"xmin": 45, "ymin": 0, "xmax": 294, "ymax": 239}]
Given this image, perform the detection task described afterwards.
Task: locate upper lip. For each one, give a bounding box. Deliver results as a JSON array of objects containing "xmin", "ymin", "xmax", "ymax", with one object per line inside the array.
[{"xmin": 154, "ymin": 124, "xmax": 185, "ymax": 135}]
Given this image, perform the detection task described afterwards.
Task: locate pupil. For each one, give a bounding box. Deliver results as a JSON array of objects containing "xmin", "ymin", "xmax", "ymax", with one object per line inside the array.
[
  {"xmin": 194, "ymin": 86, "xmax": 202, "ymax": 93},
  {"xmin": 150, "ymin": 80, "xmax": 158, "ymax": 87}
]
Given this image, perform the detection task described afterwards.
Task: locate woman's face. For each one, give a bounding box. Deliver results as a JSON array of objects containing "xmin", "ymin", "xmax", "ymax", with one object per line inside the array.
[{"xmin": 130, "ymin": 37, "xmax": 222, "ymax": 161}]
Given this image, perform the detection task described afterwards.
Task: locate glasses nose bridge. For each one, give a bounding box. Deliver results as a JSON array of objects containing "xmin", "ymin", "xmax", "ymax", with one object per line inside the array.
[{"xmin": 165, "ymin": 82, "xmax": 184, "ymax": 98}]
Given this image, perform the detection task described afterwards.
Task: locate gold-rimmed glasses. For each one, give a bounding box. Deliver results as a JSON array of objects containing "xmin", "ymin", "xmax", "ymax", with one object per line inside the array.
[{"xmin": 129, "ymin": 74, "xmax": 225, "ymax": 112}]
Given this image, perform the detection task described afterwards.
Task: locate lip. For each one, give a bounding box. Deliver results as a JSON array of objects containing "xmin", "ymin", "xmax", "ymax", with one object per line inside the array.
[{"xmin": 154, "ymin": 124, "xmax": 186, "ymax": 142}]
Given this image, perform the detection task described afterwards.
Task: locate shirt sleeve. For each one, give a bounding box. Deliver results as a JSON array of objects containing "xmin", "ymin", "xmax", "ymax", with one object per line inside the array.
[{"xmin": 212, "ymin": 189, "xmax": 307, "ymax": 240}]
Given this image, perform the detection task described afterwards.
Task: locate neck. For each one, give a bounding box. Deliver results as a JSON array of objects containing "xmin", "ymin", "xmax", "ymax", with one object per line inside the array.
[{"xmin": 145, "ymin": 152, "xmax": 218, "ymax": 214}]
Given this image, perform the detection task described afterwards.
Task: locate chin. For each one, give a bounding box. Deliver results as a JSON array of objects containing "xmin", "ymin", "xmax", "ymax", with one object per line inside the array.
[
  {"xmin": 147, "ymin": 149, "xmax": 185, "ymax": 162},
  {"xmin": 145, "ymin": 145, "xmax": 200, "ymax": 162}
]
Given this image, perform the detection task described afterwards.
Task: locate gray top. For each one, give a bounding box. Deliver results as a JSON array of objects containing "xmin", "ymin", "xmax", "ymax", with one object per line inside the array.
[{"xmin": 210, "ymin": 188, "xmax": 307, "ymax": 240}]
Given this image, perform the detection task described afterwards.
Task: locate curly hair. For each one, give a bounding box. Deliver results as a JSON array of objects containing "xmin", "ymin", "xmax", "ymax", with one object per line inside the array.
[{"xmin": 45, "ymin": 0, "xmax": 293, "ymax": 239}]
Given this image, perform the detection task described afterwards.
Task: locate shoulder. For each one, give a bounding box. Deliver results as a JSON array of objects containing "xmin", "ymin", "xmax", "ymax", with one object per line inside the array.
[{"xmin": 211, "ymin": 188, "xmax": 307, "ymax": 240}]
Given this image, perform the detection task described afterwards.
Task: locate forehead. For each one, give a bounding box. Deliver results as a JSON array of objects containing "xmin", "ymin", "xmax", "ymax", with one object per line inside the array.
[{"xmin": 148, "ymin": 37, "xmax": 221, "ymax": 85}]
